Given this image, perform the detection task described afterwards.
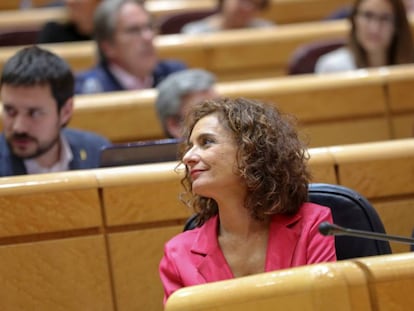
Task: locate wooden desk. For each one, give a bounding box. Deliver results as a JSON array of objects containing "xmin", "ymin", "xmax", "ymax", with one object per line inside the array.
[
  {"xmin": 165, "ymin": 252, "xmax": 414, "ymax": 311},
  {"xmin": 0, "ymin": 170, "xmax": 114, "ymax": 311},
  {"xmin": 0, "ymin": 66, "xmax": 403, "ymax": 147},
  {"xmin": 67, "ymin": 68, "xmax": 392, "ymax": 147}
]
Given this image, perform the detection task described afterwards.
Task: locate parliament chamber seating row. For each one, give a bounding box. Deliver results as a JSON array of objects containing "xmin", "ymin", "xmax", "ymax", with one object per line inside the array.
[
  {"xmin": 0, "ymin": 17, "xmax": 351, "ymax": 80},
  {"xmin": 0, "ymin": 0, "xmax": 352, "ymax": 28},
  {"xmin": 1, "ymin": 63, "xmax": 412, "ymax": 148},
  {"xmin": 1, "ymin": 11, "xmax": 414, "ymax": 81},
  {"xmin": 0, "ymin": 138, "xmax": 413, "ymax": 311}
]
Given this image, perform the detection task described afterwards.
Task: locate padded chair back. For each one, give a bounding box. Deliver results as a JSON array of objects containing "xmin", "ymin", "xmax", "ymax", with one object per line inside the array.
[
  {"xmin": 157, "ymin": 9, "xmax": 217, "ymax": 35},
  {"xmin": 308, "ymin": 183, "xmax": 391, "ymax": 259},
  {"xmin": 288, "ymin": 39, "xmax": 346, "ymax": 75},
  {"xmin": 183, "ymin": 183, "xmax": 392, "ymax": 260},
  {"xmin": 0, "ymin": 28, "xmax": 39, "ymax": 47}
]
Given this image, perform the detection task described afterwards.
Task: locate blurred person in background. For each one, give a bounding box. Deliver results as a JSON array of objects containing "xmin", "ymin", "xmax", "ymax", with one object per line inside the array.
[
  {"xmin": 37, "ymin": 0, "xmax": 101, "ymax": 43},
  {"xmin": 0, "ymin": 46, "xmax": 110, "ymax": 177},
  {"xmin": 316, "ymin": 0, "xmax": 414, "ymax": 73},
  {"xmin": 155, "ymin": 69, "xmax": 218, "ymax": 139},
  {"xmin": 181, "ymin": 0, "xmax": 274, "ymax": 34},
  {"xmin": 75, "ymin": 0, "xmax": 186, "ymax": 94}
]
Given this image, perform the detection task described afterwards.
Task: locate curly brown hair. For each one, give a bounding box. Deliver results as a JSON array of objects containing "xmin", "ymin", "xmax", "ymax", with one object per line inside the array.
[{"xmin": 178, "ymin": 97, "xmax": 310, "ymax": 226}]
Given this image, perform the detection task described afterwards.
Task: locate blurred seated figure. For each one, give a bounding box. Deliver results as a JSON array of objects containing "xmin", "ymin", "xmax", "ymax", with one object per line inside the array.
[
  {"xmin": 181, "ymin": 0, "xmax": 274, "ymax": 34},
  {"xmin": 157, "ymin": 9, "xmax": 217, "ymax": 35},
  {"xmin": 327, "ymin": 0, "xmax": 414, "ymax": 19},
  {"xmin": 37, "ymin": 0, "xmax": 101, "ymax": 43},
  {"xmin": 155, "ymin": 69, "xmax": 218, "ymax": 138},
  {"xmin": 75, "ymin": 0, "xmax": 186, "ymax": 94},
  {"xmin": 0, "ymin": 46, "xmax": 110, "ymax": 177},
  {"xmin": 20, "ymin": 0, "xmax": 64, "ymax": 9},
  {"xmin": 315, "ymin": 0, "xmax": 414, "ymax": 73},
  {"xmin": 288, "ymin": 39, "xmax": 346, "ymax": 75}
]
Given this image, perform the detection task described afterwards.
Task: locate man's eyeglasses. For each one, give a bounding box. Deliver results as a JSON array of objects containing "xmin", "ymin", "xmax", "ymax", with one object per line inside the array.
[{"xmin": 119, "ymin": 22, "xmax": 156, "ymax": 37}]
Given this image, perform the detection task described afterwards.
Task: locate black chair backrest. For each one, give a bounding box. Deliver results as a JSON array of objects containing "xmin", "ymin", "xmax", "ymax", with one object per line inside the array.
[
  {"xmin": 308, "ymin": 183, "xmax": 391, "ymax": 259},
  {"xmin": 0, "ymin": 28, "xmax": 39, "ymax": 47},
  {"xmin": 183, "ymin": 183, "xmax": 392, "ymax": 260}
]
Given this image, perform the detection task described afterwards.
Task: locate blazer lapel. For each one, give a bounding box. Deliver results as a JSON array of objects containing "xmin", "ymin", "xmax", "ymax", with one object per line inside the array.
[
  {"xmin": 190, "ymin": 215, "xmax": 234, "ymax": 283},
  {"xmin": 266, "ymin": 213, "xmax": 302, "ymax": 271}
]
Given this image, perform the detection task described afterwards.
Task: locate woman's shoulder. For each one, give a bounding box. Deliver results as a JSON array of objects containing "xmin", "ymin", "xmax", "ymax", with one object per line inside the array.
[
  {"xmin": 299, "ymin": 202, "xmax": 333, "ymax": 220},
  {"xmin": 164, "ymin": 227, "xmax": 200, "ymax": 250},
  {"xmin": 249, "ymin": 18, "xmax": 275, "ymax": 28},
  {"xmin": 315, "ymin": 47, "xmax": 356, "ymax": 73},
  {"xmin": 181, "ymin": 16, "xmax": 218, "ymax": 34}
]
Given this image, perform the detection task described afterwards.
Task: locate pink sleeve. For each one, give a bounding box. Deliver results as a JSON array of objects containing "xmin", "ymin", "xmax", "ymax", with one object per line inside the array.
[
  {"xmin": 307, "ymin": 207, "xmax": 337, "ymax": 263},
  {"xmin": 159, "ymin": 245, "xmax": 183, "ymax": 305}
]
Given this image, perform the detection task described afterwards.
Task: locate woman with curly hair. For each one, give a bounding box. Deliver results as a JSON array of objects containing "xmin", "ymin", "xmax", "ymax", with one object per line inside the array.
[{"xmin": 159, "ymin": 97, "xmax": 336, "ymax": 302}]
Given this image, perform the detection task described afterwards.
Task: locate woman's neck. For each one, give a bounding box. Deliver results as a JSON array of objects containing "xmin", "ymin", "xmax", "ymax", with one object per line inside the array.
[{"xmin": 367, "ymin": 51, "xmax": 387, "ymax": 67}]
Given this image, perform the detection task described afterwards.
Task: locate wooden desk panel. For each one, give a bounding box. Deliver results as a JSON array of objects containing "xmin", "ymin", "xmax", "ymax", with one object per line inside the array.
[
  {"xmin": 0, "ymin": 235, "xmax": 114, "ymax": 311},
  {"xmin": 0, "ymin": 171, "xmax": 102, "ymax": 239},
  {"xmin": 95, "ymin": 163, "xmax": 190, "ymax": 227},
  {"xmin": 373, "ymin": 199, "xmax": 414, "ymax": 254},
  {"xmin": 384, "ymin": 65, "xmax": 414, "ymax": 139},
  {"xmin": 355, "ymin": 253, "xmax": 414, "ymax": 311},
  {"xmin": 331, "ymin": 139, "xmax": 414, "ymax": 199},
  {"xmin": 109, "ymin": 225, "xmax": 183, "ymax": 311}
]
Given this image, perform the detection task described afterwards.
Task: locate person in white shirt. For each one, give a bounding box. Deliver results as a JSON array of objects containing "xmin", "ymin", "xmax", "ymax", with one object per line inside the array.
[{"xmin": 315, "ymin": 0, "xmax": 414, "ymax": 73}]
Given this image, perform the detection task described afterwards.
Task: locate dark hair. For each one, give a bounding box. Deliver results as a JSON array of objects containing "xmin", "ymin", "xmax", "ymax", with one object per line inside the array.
[
  {"xmin": 217, "ymin": 0, "xmax": 270, "ymax": 10},
  {"xmin": 179, "ymin": 97, "xmax": 310, "ymax": 225},
  {"xmin": 0, "ymin": 45, "xmax": 74, "ymax": 111},
  {"xmin": 348, "ymin": 0, "xmax": 414, "ymax": 67}
]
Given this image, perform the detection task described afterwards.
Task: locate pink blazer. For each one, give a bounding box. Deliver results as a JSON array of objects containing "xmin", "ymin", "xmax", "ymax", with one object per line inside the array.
[{"xmin": 159, "ymin": 202, "xmax": 336, "ymax": 302}]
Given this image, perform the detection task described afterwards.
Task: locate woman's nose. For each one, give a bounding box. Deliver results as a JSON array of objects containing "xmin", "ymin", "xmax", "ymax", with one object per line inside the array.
[{"xmin": 182, "ymin": 146, "xmax": 198, "ymax": 166}]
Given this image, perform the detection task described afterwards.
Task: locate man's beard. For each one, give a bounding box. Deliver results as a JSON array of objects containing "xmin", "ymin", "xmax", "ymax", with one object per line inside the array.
[{"xmin": 7, "ymin": 132, "xmax": 61, "ymax": 160}]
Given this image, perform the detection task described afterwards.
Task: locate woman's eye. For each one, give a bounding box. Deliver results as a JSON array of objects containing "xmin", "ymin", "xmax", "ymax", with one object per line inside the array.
[{"xmin": 201, "ymin": 137, "xmax": 214, "ymax": 146}]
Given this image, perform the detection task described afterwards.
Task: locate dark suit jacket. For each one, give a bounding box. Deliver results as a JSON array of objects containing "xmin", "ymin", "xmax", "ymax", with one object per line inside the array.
[
  {"xmin": 0, "ymin": 128, "xmax": 110, "ymax": 177},
  {"xmin": 75, "ymin": 60, "xmax": 187, "ymax": 94},
  {"xmin": 37, "ymin": 21, "xmax": 91, "ymax": 44}
]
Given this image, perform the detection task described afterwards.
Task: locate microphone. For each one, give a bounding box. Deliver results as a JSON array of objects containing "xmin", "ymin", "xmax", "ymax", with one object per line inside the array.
[{"xmin": 319, "ymin": 222, "xmax": 414, "ymax": 245}]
